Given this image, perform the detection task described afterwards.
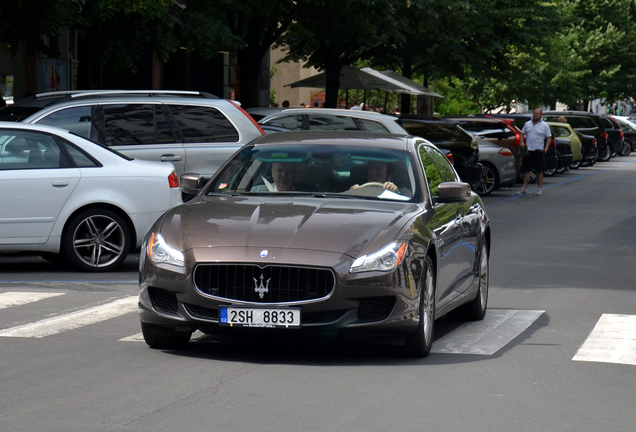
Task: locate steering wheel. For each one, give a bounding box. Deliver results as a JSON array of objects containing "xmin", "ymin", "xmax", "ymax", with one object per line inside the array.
[{"xmin": 358, "ymin": 182, "xmax": 385, "ymax": 188}]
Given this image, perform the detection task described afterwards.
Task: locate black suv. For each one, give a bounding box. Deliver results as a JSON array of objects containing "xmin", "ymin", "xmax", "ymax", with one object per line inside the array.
[
  {"xmin": 543, "ymin": 111, "xmax": 610, "ymax": 162},
  {"xmin": 599, "ymin": 115, "xmax": 628, "ymax": 157},
  {"xmin": 396, "ymin": 115, "xmax": 481, "ymax": 186}
]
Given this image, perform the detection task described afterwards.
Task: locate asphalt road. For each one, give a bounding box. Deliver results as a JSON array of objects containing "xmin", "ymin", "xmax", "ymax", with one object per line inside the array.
[{"xmin": 1, "ymin": 157, "xmax": 636, "ymax": 432}]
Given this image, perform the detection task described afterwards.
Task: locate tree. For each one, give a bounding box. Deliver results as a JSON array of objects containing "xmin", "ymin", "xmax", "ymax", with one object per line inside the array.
[{"xmin": 279, "ymin": 0, "xmax": 403, "ymax": 108}]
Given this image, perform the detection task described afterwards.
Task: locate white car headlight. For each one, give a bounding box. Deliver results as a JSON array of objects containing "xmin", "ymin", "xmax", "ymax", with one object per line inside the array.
[
  {"xmin": 349, "ymin": 242, "xmax": 407, "ymax": 274},
  {"xmin": 147, "ymin": 232, "xmax": 185, "ymax": 267}
]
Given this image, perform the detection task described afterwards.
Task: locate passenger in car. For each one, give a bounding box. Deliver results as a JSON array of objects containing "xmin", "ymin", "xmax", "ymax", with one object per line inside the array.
[{"xmin": 251, "ymin": 162, "xmax": 314, "ymax": 192}]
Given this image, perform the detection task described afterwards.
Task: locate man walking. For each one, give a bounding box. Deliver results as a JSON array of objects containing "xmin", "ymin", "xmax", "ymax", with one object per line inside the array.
[{"xmin": 517, "ymin": 108, "xmax": 552, "ymax": 196}]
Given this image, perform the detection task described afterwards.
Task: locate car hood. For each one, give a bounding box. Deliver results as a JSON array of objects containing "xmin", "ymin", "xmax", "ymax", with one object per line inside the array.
[{"xmin": 159, "ymin": 195, "xmax": 422, "ymax": 258}]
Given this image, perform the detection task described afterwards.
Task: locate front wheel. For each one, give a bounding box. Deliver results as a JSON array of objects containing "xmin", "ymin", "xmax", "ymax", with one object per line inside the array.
[
  {"xmin": 404, "ymin": 256, "xmax": 435, "ymax": 358},
  {"xmin": 62, "ymin": 208, "xmax": 131, "ymax": 272},
  {"xmin": 141, "ymin": 322, "xmax": 192, "ymax": 349}
]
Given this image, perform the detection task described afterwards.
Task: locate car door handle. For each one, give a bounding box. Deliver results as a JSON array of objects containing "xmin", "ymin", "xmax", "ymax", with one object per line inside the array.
[
  {"xmin": 160, "ymin": 154, "xmax": 183, "ymax": 162},
  {"xmin": 51, "ymin": 181, "xmax": 69, "ymax": 187}
]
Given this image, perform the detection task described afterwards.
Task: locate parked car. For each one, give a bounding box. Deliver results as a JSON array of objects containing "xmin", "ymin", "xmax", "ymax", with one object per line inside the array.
[
  {"xmin": 599, "ymin": 115, "xmax": 627, "ymax": 157},
  {"xmin": 576, "ymin": 131, "xmax": 598, "ymax": 167},
  {"xmin": 396, "ymin": 116, "xmax": 482, "ymax": 186},
  {"xmin": 469, "ymin": 135, "xmax": 516, "ymax": 195},
  {"xmin": 544, "ymin": 137, "xmax": 573, "ymax": 176},
  {"xmin": 0, "ymin": 90, "xmax": 265, "ymax": 178},
  {"xmin": 256, "ymin": 107, "xmax": 408, "ymax": 134},
  {"xmin": 0, "ymin": 122, "xmax": 182, "ymax": 271},
  {"xmin": 543, "ymin": 111, "xmax": 610, "ymax": 162},
  {"xmin": 610, "ymin": 116, "xmax": 635, "ymax": 154},
  {"xmin": 547, "ymin": 121, "xmax": 582, "ymax": 168},
  {"xmin": 139, "ymin": 131, "xmax": 491, "ymax": 358},
  {"xmin": 444, "ymin": 116, "xmax": 523, "ymax": 173}
]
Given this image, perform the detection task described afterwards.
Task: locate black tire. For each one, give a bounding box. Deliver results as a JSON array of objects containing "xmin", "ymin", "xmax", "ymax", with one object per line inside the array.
[
  {"xmin": 556, "ymin": 156, "xmax": 567, "ymax": 174},
  {"xmin": 569, "ymin": 160, "xmax": 581, "ymax": 169},
  {"xmin": 544, "ymin": 165, "xmax": 556, "ymax": 176},
  {"xmin": 598, "ymin": 146, "xmax": 611, "ymax": 161},
  {"xmin": 448, "ymin": 241, "xmax": 489, "ymax": 321},
  {"xmin": 141, "ymin": 322, "xmax": 192, "ymax": 349},
  {"xmin": 62, "ymin": 208, "xmax": 131, "ymax": 272},
  {"xmin": 620, "ymin": 142, "xmax": 631, "ymax": 156},
  {"xmin": 471, "ymin": 163, "xmax": 497, "ymax": 196},
  {"xmin": 404, "ymin": 256, "xmax": 435, "ymax": 358}
]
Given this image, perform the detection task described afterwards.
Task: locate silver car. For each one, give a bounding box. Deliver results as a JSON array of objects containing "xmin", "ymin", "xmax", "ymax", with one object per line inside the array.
[
  {"xmin": 253, "ymin": 108, "xmax": 408, "ymax": 134},
  {"xmin": 0, "ymin": 90, "xmax": 265, "ymax": 178},
  {"xmin": 471, "ymin": 136, "xmax": 516, "ymax": 195}
]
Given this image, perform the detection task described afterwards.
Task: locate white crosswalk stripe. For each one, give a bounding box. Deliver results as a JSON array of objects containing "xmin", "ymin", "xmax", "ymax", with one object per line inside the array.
[
  {"xmin": 4, "ymin": 290, "xmax": 633, "ymax": 365},
  {"xmin": 573, "ymin": 314, "xmax": 636, "ymax": 366},
  {"xmin": 0, "ymin": 296, "xmax": 137, "ymax": 338},
  {"xmin": 0, "ymin": 291, "xmax": 65, "ymax": 309}
]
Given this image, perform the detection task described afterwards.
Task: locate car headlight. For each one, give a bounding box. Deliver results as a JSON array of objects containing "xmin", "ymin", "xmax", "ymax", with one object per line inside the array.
[
  {"xmin": 147, "ymin": 232, "xmax": 185, "ymax": 267},
  {"xmin": 349, "ymin": 242, "xmax": 407, "ymax": 273}
]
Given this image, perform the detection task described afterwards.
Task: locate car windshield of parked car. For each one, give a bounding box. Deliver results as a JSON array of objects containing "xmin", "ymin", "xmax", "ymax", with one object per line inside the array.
[{"xmin": 207, "ymin": 144, "xmax": 419, "ymax": 202}]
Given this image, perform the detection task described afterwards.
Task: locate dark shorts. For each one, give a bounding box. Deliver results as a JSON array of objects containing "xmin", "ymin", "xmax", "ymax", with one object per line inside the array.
[{"xmin": 520, "ymin": 150, "xmax": 545, "ymax": 174}]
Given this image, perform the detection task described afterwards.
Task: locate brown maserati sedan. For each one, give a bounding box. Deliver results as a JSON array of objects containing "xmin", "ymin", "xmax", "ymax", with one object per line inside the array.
[{"xmin": 138, "ymin": 131, "xmax": 491, "ymax": 357}]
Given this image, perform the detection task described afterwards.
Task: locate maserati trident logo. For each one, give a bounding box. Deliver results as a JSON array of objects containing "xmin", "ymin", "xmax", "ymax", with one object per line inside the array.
[{"xmin": 253, "ymin": 273, "xmax": 270, "ymax": 299}]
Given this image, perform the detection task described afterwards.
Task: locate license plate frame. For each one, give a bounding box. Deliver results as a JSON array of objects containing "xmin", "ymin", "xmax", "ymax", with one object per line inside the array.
[{"xmin": 219, "ymin": 306, "xmax": 301, "ymax": 328}]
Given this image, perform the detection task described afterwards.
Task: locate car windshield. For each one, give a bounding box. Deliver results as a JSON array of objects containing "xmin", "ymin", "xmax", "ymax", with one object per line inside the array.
[{"xmin": 207, "ymin": 144, "xmax": 419, "ymax": 202}]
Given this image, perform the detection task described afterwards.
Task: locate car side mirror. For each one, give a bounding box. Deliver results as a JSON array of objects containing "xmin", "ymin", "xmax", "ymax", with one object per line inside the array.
[
  {"xmin": 180, "ymin": 173, "xmax": 205, "ymax": 195},
  {"xmin": 435, "ymin": 181, "xmax": 471, "ymax": 203}
]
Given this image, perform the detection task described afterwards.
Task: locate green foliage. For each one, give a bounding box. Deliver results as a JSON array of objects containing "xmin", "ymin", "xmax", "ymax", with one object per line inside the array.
[{"xmin": 429, "ymin": 78, "xmax": 480, "ymax": 116}]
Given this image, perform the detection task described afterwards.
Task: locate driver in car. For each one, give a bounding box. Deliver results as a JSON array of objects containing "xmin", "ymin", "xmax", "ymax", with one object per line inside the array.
[{"xmin": 352, "ymin": 161, "xmax": 399, "ymax": 192}]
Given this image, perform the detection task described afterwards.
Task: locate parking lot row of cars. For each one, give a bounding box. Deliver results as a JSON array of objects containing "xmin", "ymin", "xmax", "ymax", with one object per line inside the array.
[{"xmin": 1, "ymin": 91, "xmax": 631, "ymax": 273}]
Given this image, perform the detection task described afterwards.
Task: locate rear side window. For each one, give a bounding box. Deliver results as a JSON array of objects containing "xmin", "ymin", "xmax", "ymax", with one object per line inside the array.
[
  {"xmin": 36, "ymin": 106, "xmax": 97, "ymax": 140},
  {"xmin": 264, "ymin": 114, "xmax": 303, "ymax": 130},
  {"xmin": 358, "ymin": 119, "xmax": 390, "ymax": 132},
  {"xmin": 600, "ymin": 118, "xmax": 614, "ymax": 129},
  {"xmin": 0, "ymin": 131, "xmax": 67, "ymax": 170},
  {"xmin": 103, "ymin": 104, "xmax": 165, "ymax": 146},
  {"xmin": 551, "ymin": 126, "xmax": 571, "ymax": 138},
  {"xmin": 308, "ymin": 114, "xmax": 358, "ymax": 131},
  {"xmin": 169, "ymin": 105, "xmax": 239, "ymax": 143},
  {"xmin": 559, "ymin": 116, "xmax": 596, "ymax": 129}
]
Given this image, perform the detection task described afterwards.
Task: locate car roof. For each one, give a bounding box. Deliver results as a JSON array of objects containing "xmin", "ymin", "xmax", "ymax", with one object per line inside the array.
[
  {"xmin": 12, "ymin": 90, "xmax": 220, "ymax": 108},
  {"xmin": 543, "ymin": 110, "xmax": 601, "ymax": 117},
  {"xmin": 259, "ymin": 108, "xmax": 398, "ymax": 120},
  {"xmin": 248, "ymin": 130, "xmax": 416, "ymax": 150}
]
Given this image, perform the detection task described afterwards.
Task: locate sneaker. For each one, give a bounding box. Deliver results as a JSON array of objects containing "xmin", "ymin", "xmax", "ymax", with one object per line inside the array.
[
  {"xmin": 536, "ymin": 189, "xmax": 543, "ymax": 196},
  {"xmin": 516, "ymin": 189, "xmax": 527, "ymax": 195}
]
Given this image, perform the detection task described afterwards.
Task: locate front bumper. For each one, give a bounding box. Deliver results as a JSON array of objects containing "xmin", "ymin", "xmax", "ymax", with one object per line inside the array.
[{"xmin": 138, "ymin": 247, "xmax": 423, "ymax": 337}]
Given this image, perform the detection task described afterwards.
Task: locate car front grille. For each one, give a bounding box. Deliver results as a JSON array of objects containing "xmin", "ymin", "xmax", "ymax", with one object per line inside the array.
[
  {"xmin": 148, "ymin": 288, "xmax": 178, "ymax": 315},
  {"xmin": 356, "ymin": 296, "xmax": 396, "ymax": 323},
  {"xmin": 194, "ymin": 264, "xmax": 335, "ymax": 303}
]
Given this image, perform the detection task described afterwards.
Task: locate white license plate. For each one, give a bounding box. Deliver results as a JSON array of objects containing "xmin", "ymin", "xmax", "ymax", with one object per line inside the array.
[{"xmin": 219, "ymin": 306, "xmax": 301, "ymax": 328}]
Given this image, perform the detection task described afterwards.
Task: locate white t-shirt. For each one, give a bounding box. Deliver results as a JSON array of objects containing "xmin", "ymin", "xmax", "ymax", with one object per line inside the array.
[{"xmin": 522, "ymin": 120, "xmax": 552, "ymax": 151}]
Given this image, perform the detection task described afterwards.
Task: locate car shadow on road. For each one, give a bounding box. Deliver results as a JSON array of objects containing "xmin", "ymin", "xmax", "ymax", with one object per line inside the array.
[{"xmin": 152, "ymin": 314, "xmax": 549, "ymax": 366}]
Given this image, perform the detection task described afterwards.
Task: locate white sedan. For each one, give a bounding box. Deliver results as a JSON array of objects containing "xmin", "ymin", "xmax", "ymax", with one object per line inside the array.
[{"xmin": 0, "ymin": 122, "xmax": 182, "ymax": 271}]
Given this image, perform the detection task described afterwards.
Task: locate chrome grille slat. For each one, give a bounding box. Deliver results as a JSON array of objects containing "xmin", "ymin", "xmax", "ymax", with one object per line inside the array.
[{"xmin": 194, "ymin": 264, "xmax": 335, "ymax": 303}]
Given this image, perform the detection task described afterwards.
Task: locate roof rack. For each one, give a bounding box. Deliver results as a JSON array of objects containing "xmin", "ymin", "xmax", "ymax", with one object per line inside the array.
[{"xmin": 33, "ymin": 90, "xmax": 220, "ymax": 100}]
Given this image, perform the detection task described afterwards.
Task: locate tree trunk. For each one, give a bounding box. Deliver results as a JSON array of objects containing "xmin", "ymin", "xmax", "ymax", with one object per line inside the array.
[
  {"xmin": 237, "ymin": 51, "xmax": 262, "ymax": 109},
  {"xmin": 400, "ymin": 62, "xmax": 413, "ymax": 115},
  {"xmin": 324, "ymin": 60, "xmax": 342, "ymax": 108}
]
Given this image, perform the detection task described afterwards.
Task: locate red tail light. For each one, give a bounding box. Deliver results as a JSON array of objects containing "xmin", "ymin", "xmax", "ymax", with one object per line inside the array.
[
  {"xmin": 498, "ymin": 148, "xmax": 513, "ymax": 156},
  {"xmin": 592, "ymin": 138, "xmax": 597, "ymax": 148},
  {"xmin": 507, "ymin": 124, "xmax": 521, "ymax": 146},
  {"xmin": 602, "ymin": 132, "xmax": 608, "ymax": 141},
  {"xmin": 228, "ymin": 100, "xmax": 265, "ymax": 135},
  {"xmin": 168, "ymin": 170, "xmax": 179, "ymax": 188},
  {"xmin": 444, "ymin": 153, "xmax": 454, "ymax": 165}
]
